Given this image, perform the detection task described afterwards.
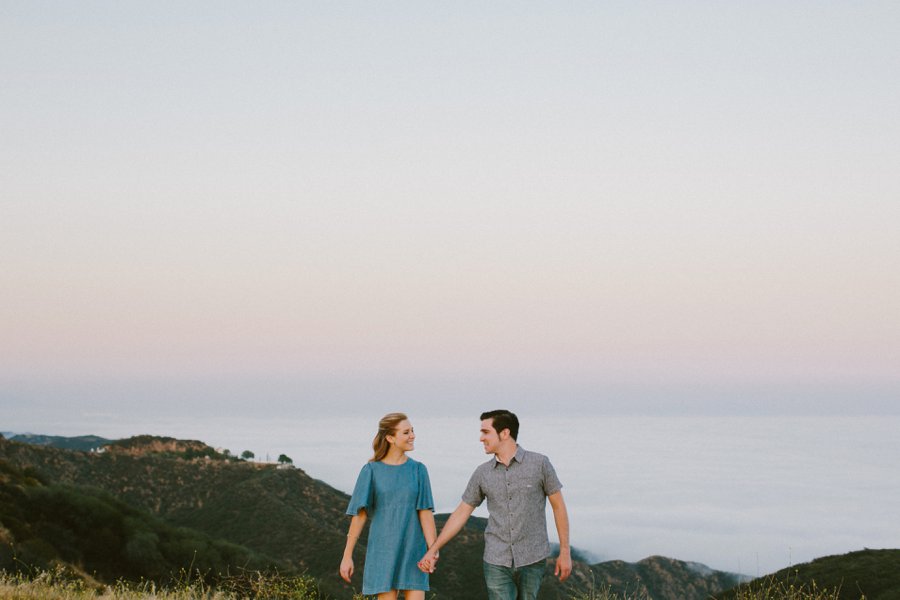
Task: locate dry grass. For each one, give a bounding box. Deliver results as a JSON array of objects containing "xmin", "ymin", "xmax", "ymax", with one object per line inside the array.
[
  {"xmin": 0, "ymin": 568, "xmax": 343, "ymax": 600},
  {"xmin": 1, "ymin": 568, "xmax": 852, "ymax": 600},
  {"xmin": 722, "ymin": 577, "xmax": 846, "ymax": 600}
]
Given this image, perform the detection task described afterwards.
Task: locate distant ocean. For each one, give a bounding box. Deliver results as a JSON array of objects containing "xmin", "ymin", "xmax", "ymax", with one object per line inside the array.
[{"xmin": 5, "ymin": 408, "xmax": 899, "ymax": 577}]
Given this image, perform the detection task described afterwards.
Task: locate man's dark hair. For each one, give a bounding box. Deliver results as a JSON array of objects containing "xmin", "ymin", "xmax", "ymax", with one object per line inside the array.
[{"xmin": 480, "ymin": 410, "xmax": 519, "ymax": 441}]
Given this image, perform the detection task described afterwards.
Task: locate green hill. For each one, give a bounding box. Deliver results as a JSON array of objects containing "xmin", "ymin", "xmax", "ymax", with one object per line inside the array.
[
  {"xmin": 0, "ymin": 435, "xmax": 355, "ymax": 598},
  {"xmin": 0, "ymin": 458, "xmax": 281, "ymax": 585},
  {"xmin": 718, "ymin": 549, "xmax": 900, "ymax": 600}
]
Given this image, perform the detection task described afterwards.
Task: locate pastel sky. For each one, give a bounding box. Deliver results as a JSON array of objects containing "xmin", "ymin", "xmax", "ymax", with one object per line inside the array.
[{"xmin": 2, "ymin": 2, "xmax": 899, "ymax": 414}]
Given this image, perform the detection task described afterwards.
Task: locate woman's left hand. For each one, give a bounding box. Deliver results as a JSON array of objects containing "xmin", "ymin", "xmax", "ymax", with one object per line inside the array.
[{"xmin": 339, "ymin": 557, "xmax": 354, "ymax": 583}]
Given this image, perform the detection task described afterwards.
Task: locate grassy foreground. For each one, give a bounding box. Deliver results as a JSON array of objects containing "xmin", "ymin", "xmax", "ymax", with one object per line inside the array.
[
  {"xmin": 0, "ymin": 569, "xmax": 853, "ymax": 600},
  {"xmin": 571, "ymin": 579, "xmax": 845, "ymax": 600},
  {"xmin": 720, "ymin": 581, "xmax": 843, "ymax": 600},
  {"xmin": 0, "ymin": 568, "xmax": 356, "ymax": 600}
]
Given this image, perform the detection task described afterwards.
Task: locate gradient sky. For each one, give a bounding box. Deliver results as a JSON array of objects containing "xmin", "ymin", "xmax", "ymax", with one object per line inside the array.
[{"xmin": 2, "ymin": 2, "xmax": 899, "ymax": 413}]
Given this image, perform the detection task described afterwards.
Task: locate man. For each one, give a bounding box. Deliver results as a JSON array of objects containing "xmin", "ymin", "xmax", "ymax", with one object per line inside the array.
[{"xmin": 419, "ymin": 410, "xmax": 571, "ymax": 600}]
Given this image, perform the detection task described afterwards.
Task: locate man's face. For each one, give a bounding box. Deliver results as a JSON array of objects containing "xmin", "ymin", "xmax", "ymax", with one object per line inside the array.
[{"xmin": 479, "ymin": 418, "xmax": 502, "ymax": 454}]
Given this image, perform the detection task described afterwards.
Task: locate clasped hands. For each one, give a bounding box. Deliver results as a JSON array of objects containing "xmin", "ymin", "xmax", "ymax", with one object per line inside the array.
[{"xmin": 417, "ymin": 548, "xmax": 439, "ymax": 573}]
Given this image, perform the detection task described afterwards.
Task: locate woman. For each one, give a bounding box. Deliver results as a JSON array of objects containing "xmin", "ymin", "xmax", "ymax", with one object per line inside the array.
[{"xmin": 340, "ymin": 413, "xmax": 437, "ymax": 600}]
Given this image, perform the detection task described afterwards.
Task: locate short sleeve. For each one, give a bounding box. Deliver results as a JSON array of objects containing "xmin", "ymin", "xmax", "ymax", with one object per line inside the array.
[
  {"xmin": 541, "ymin": 455, "xmax": 563, "ymax": 496},
  {"xmin": 346, "ymin": 463, "xmax": 375, "ymax": 515},
  {"xmin": 416, "ymin": 462, "xmax": 435, "ymax": 511},
  {"xmin": 461, "ymin": 467, "xmax": 485, "ymax": 507}
]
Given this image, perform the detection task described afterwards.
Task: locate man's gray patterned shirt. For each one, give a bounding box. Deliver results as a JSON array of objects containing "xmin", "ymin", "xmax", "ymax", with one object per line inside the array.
[{"xmin": 462, "ymin": 445, "xmax": 563, "ymax": 568}]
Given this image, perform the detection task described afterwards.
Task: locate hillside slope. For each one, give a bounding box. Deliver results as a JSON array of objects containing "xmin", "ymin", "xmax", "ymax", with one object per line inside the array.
[
  {"xmin": 0, "ymin": 436, "xmax": 357, "ymax": 598},
  {"xmin": 719, "ymin": 549, "xmax": 900, "ymax": 600},
  {"xmin": 0, "ymin": 458, "xmax": 281, "ymax": 585}
]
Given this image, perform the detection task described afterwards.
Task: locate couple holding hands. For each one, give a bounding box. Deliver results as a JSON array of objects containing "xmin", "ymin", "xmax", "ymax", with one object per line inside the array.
[{"xmin": 339, "ymin": 410, "xmax": 571, "ymax": 600}]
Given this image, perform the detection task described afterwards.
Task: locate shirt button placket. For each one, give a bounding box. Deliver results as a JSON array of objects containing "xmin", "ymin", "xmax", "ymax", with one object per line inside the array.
[{"xmin": 506, "ymin": 467, "xmax": 514, "ymax": 565}]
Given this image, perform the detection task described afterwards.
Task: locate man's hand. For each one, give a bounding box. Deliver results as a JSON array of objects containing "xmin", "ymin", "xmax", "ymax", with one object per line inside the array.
[
  {"xmin": 417, "ymin": 548, "xmax": 439, "ymax": 573},
  {"xmin": 554, "ymin": 550, "xmax": 572, "ymax": 582}
]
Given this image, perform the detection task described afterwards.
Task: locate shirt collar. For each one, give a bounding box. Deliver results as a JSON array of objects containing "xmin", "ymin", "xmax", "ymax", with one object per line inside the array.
[{"xmin": 493, "ymin": 445, "xmax": 526, "ymax": 467}]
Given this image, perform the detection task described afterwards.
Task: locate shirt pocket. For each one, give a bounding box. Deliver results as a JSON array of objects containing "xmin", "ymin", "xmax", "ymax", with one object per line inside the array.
[{"xmin": 511, "ymin": 474, "xmax": 543, "ymax": 504}]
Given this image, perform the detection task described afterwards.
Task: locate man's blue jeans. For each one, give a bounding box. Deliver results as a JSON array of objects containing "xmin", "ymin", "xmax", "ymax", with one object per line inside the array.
[{"xmin": 483, "ymin": 560, "xmax": 546, "ymax": 600}]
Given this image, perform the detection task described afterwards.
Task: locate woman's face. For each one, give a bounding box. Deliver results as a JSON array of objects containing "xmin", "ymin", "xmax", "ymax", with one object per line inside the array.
[{"xmin": 388, "ymin": 419, "xmax": 415, "ymax": 453}]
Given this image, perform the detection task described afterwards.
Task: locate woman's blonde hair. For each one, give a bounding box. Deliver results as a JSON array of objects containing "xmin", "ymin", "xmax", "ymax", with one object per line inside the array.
[{"xmin": 370, "ymin": 412, "xmax": 409, "ymax": 462}]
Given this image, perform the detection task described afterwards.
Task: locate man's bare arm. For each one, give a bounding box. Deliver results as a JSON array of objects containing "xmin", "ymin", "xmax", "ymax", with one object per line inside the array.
[
  {"xmin": 548, "ymin": 491, "xmax": 572, "ymax": 581},
  {"xmin": 418, "ymin": 501, "xmax": 476, "ymax": 572}
]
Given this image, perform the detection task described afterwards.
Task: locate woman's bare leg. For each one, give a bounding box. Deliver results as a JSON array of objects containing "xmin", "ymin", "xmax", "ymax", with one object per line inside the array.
[{"xmin": 376, "ymin": 588, "xmax": 426, "ymax": 598}]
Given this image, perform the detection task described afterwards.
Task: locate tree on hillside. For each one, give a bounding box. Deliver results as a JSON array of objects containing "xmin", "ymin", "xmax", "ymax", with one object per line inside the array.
[
  {"xmin": 241, "ymin": 450, "xmax": 255, "ymax": 461},
  {"xmin": 277, "ymin": 454, "xmax": 293, "ymax": 465}
]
